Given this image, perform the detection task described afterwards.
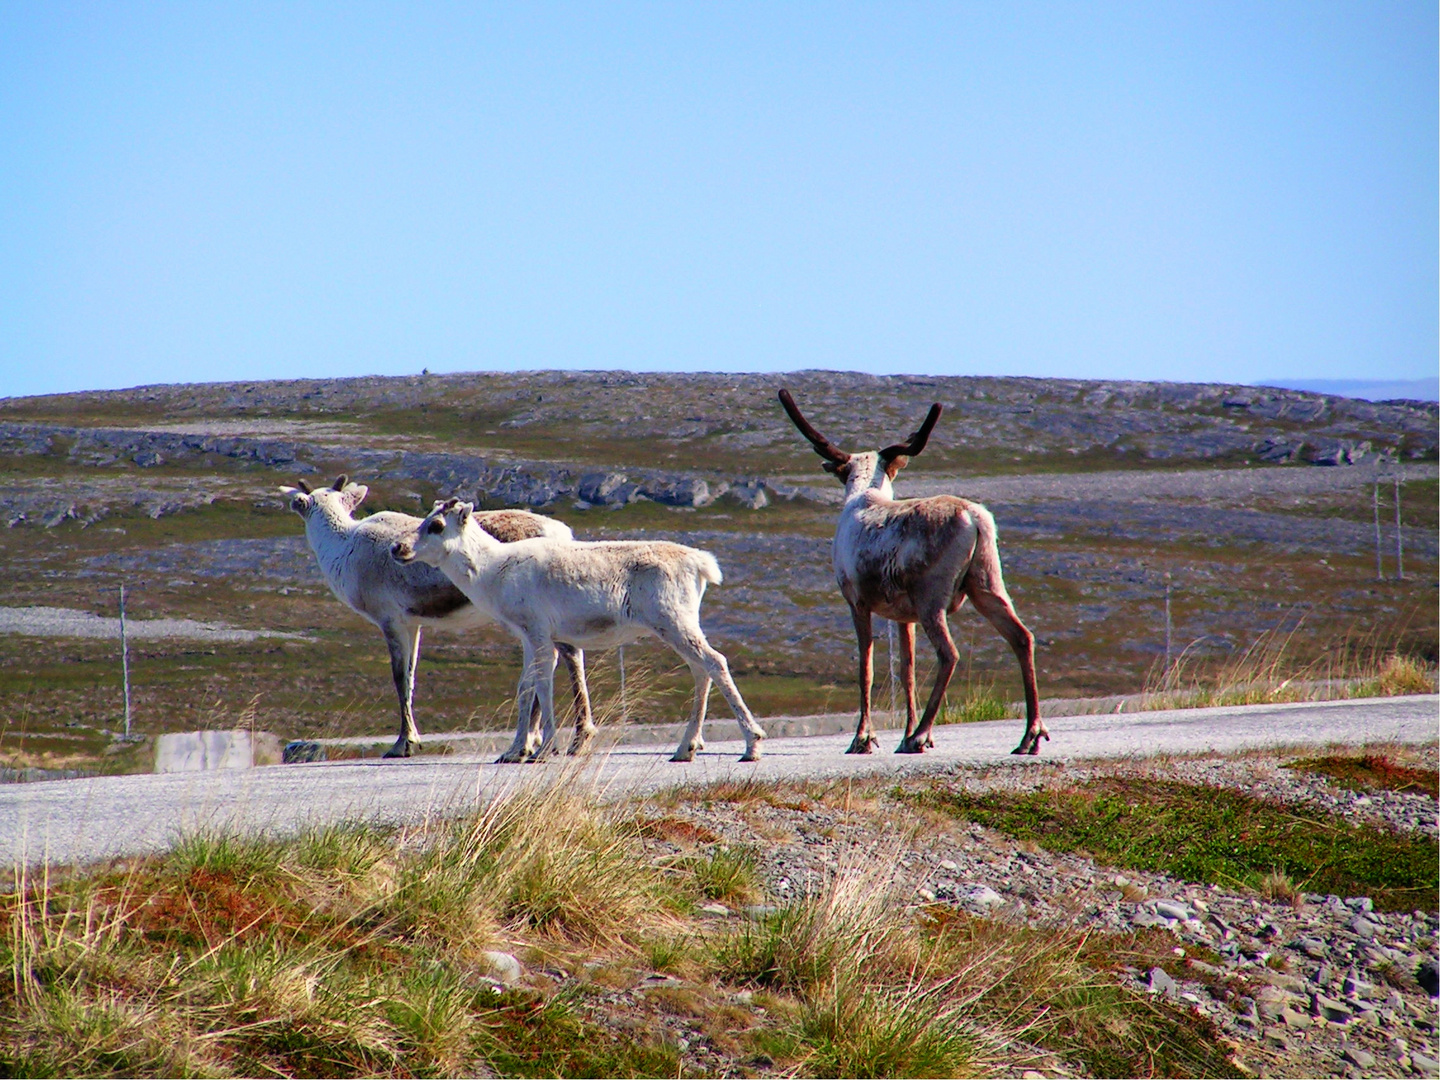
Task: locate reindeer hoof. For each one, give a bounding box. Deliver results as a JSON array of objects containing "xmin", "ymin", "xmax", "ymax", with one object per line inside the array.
[
  {"xmin": 670, "ymin": 748, "xmax": 697, "ymax": 763},
  {"xmin": 382, "ymin": 740, "xmax": 417, "ymax": 759},
  {"xmin": 495, "ymin": 749, "xmax": 526, "ymax": 764},
  {"xmin": 895, "ymin": 737, "xmax": 926, "ymax": 755},
  {"xmin": 845, "ymin": 736, "xmax": 878, "ymax": 755},
  {"xmin": 739, "ymin": 747, "xmax": 761, "ymax": 763},
  {"xmin": 1012, "ymin": 729, "xmax": 1048, "ymax": 756}
]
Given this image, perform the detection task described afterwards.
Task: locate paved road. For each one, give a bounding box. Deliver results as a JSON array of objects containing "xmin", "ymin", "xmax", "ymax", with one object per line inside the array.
[{"xmin": 4, "ymin": 696, "xmax": 1435, "ymax": 870}]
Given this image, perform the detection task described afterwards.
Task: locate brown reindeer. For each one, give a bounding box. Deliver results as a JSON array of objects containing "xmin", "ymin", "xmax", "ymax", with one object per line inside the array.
[{"xmin": 778, "ymin": 390, "xmax": 1045, "ymax": 755}]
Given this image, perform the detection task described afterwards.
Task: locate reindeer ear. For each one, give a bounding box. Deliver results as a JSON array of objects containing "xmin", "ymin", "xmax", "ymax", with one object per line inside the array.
[
  {"xmin": 458, "ymin": 501, "xmax": 474, "ymax": 522},
  {"xmin": 340, "ymin": 484, "xmax": 369, "ymax": 511}
]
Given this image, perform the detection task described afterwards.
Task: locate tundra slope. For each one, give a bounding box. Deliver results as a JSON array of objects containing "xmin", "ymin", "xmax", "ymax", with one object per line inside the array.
[
  {"xmin": 281, "ymin": 475, "xmax": 593, "ymax": 759},
  {"xmin": 395, "ymin": 499, "xmax": 766, "ymax": 763},
  {"xmin": 1, "ymin": 371, "xmax": 1434, "ymax": 520}
]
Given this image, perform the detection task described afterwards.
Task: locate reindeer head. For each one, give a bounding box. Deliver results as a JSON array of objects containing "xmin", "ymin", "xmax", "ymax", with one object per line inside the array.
[
  {"xmin": 393, "ymin": 498, "xmax": 472, "ymax": 565},
  {"xmin": 279, "ymin": 474, "xmax": 370, "ymax": 519},
  {"xmin": 777, "ymin": 390, "xmax": 941, "ymax": 494}
]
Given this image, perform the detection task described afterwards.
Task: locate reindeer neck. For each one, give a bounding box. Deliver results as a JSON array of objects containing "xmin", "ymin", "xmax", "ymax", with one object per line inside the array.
[
  {"xmin": 452, "ymin": 519, "xmax": 503, "ymax": 576},
  {"xmin": 307, "ymin": 499, "xmax": 357, "ymax": 537},
  {"xmin": 841, "ymin": 454, "xmax": 894, "ymax": 508}
]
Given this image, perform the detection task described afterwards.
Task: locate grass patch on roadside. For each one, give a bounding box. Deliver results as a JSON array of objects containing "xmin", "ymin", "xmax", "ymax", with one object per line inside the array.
[
  {"xmin": 1143, "ymin": 619, "xmax": 1438, "ymax": 712},
  {"xmin": 0, "ymin": 777, "xmax": 691, "ymax": 1078},
  {"xmin": 2, "ymin": 769, "xmax": 1253, "ymax": 1078},
  {"xmin": 1283, "ymin": 753, "xmax": 1439, "ymax": 799},
  {"xmin": 922, "ymin": 778, "xmax": 1437, "ymax": 913},
  {"xmin": 711, "ymin": 861, "xmax": 1241, "ymax": 1079},
  {"xmin": 941, "ymin": 691, "xmax": 1012, "ymax": 725}
]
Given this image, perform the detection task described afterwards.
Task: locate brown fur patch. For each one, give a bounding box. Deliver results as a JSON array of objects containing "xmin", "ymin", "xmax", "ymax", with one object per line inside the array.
[
  {"xmin": 476, "ymin": 509, "xmax": 552, "ymax": 543},
  {"xmin": 406, "ymin": 583, "xmax": 472, "ymax": 619}
]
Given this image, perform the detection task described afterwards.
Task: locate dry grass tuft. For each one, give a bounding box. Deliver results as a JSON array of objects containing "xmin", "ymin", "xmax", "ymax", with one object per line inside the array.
[
  {"xmin": 1259, "ymin": 870, "xmax": 1304, "ymax": 908},
  {"xmin": 3, "ymin": 770, "xmax": 1250, "ymax": 1078},
  {"xmin": 1144, "ymin": 618, "xmax": 1438, "ymax": 711}
]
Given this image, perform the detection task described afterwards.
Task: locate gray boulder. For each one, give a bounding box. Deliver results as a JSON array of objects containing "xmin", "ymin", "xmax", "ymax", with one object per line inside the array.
[
  {"xmin": 578, "ymin": 472, "xmax": 631, "ymax": 505},
  {"xmin": 726, "ymin": 482, "xmax": 770, "ymax": 510},
  {"xmin": 643, "ymin": 478, "xmax": 714, "ymax": 507}
]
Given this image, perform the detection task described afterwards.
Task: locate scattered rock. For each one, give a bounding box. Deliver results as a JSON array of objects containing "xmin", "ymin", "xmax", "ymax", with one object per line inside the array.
[
  {"xmin": 1294, "ymin": 937, "xmax": 1330, "ymax": 959},
  {"xmin": 1280, "ymin": 1007, "xmax": 1313, "ymax": 1029},
  {"xmin": 725, "ymin": 482, "xmax": 769, "ymax": 510},
  {"xmin": 1154, "ymin": 899, "xmax": 1192, "ymax": 921},
  {"xmin": 282, "ymin": 740, "xmax": 327, "ymax": 764},
  {"xmin": 1264, "ymin": 1026, "xmax": 1292, "ymax": 1050},
  {"xmin": 698, "ymin": 902, "xmax": 731, "ymax": 918},
  {"xmin": 959, "ymin": 884, "xmax": 1005, "ymax": 910},
  {"xmin": 479, "ymin": 950, "xmax": 523, "ymax": 986},
  {"xmin": 1411, "ymin": 1050, "xmax": 1439, "ymax": 1075},
  {"xmin": 1146, "ymin": 967, "xmax": 1178, "ymax": 996},
  {"xmin": 1418, "ymin": 961, "xmax": 1439, "ymax": 998},
  {"xmin": 1350, "ymin": 915, "xmax": 1382, "ymax": 939},
  {"xmin": 1342, "ymin": 1046, "xmax": 1377, "ymax": 1070},
  {"xmin": 1313, "ymin": 993, "xmax": 1355, "ymax": 1023},
  {"xmin": 578, "ymin": 472, "xmax": 632, "ymax": 505}
]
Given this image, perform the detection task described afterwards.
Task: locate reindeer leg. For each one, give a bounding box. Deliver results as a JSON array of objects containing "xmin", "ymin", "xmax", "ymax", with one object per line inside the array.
[
  {"xmin": 671, "ymin": 667, "xmax": 711, "ymax": 763},
  {"xmin": 381, "ymin": 621, "xmax": 422, "ymax": 758},
  {"xmin": 848, "ymin": 604, "xmax": 879, "ymax": 754},
  {"xmin": 895, "ymin": 621, "xmax": 925, "ymax": 747},
  {"xmin": 525, "ymin": 641, "xmax": 560, "ymax": 762},
  {"xmin": 968, "ymin": 587, "xmax": 1044, "ymax": 755},
  {"xmin": 559, "ymin": 644, "xmax": 596, "ymax": 754},
  {"xmin": 897, "ymin": 609, "xmax": 957, "ymax": 754},
  {"xmin": 497, "ymin": 641, "xmax": 537, "ymax": 763},
  {"xmin": 662, "ymin": 623, "xmax": 764, "ymax": 762}
]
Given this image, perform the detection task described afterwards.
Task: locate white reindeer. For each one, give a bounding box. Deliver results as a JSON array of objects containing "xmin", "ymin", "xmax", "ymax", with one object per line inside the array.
[
  {"xmin": 778, "ymin": 390, "xmax": 1045, "ymax": 756},
  {"xmin": 392, "ymin": 498, "xmax": 765, "ymax": 763},
  {"xmin": 280, "ymin": 476, "xmax": 594, "ymax": 759}
]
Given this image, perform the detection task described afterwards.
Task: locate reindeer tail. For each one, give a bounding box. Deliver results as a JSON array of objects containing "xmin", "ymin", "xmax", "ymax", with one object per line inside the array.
[{"xmin": 693, "ymin": 550, "xmax": 723, "ymax": 587}]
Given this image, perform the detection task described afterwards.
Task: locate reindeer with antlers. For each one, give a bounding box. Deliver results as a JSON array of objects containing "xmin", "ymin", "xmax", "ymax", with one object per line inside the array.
[{"xmin": 778, "ymin": 390, "xmax": 1046, "ymax": 756}]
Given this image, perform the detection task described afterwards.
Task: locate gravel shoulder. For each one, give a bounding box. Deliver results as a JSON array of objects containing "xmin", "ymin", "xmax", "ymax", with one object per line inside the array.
[{"xmin": 658, "ymin": 747, "xmax": 1439, "ymax": 1079}]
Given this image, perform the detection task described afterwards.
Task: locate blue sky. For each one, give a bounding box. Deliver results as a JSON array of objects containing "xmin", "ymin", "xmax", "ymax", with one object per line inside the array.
[{"xmin": 1, "ymin": 2, "xmax": 1434, "ymax": 398}]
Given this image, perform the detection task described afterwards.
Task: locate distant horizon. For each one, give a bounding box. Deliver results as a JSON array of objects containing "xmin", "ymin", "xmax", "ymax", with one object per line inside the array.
[
  {"xmin": 4, "ymin": 367, "xmax": 1436, "ymax": 406},
  {"xmin": 1254, "ymin": 376, "xmax": 1439, "ymax": 403}
]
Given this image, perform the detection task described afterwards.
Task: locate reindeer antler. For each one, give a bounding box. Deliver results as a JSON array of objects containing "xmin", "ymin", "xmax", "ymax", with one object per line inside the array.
[
  {"xmin": 333, "ymin": 474, "xmax": 350, "ymax": 491},
  {"xmin": 295, "ymin": 479, "xmax": 312, "ymax": 494},
  {"xmin": 879, "ymin": 404, "xmax": 942, "ymax": 462},
  {"xmin": 778, "ymin": 390, "xmax": 850, "ymax": 465}
]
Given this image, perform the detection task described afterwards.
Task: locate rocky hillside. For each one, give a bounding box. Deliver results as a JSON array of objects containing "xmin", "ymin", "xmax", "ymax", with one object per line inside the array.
[
  {"xmin": 2, "ymin": 373, "xmax": 1434, "ymax": 521},
  {"xmin": 0, "ymin": 371, "xmax": 1434, "ymax": 758}
]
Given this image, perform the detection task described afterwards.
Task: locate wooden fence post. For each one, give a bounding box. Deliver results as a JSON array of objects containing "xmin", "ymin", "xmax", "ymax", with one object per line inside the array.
[
  {"xmin": 119, "ymin": 584, "xmax": 132, "ymax": 738},
  {"xmin": 1394, "ymin": 471, "xmax": 1404, "ymax": 581}
]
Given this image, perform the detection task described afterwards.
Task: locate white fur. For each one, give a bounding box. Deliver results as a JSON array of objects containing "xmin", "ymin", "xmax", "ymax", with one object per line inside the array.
[
  {"xmin": 280, "ymin": 478, "xmax": 593, "ymax": 758},
  {"xmin": 395, "ymin": 500, "xmax": 765, "ymax": 763}
]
